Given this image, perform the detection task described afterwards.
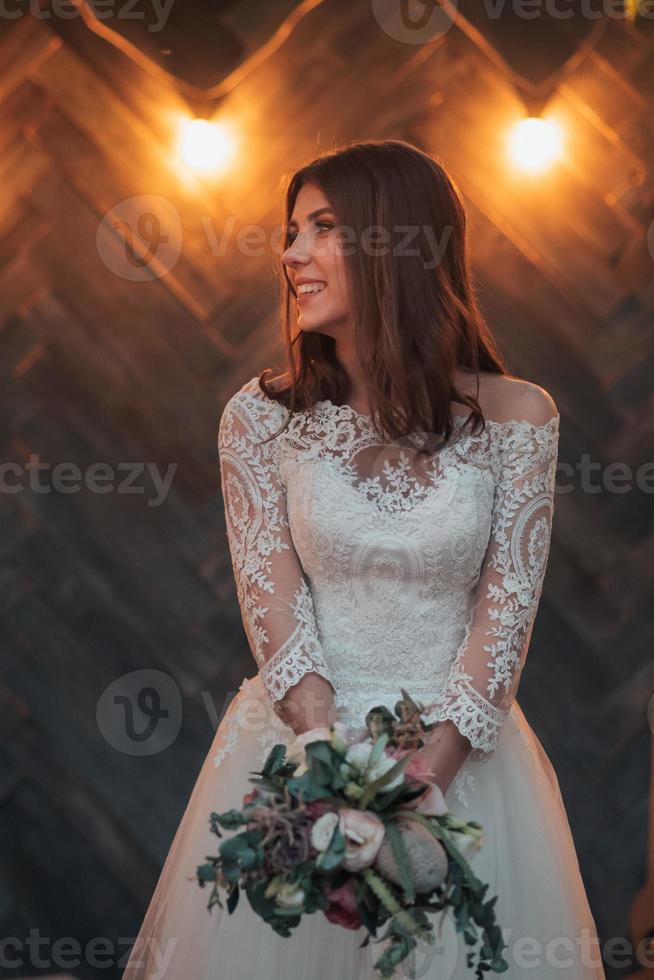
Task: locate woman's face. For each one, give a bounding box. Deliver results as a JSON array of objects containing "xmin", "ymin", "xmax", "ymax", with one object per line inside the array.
[{"xmin": 281, "ymin": 182, "xmax": 350, "ymax": 340}]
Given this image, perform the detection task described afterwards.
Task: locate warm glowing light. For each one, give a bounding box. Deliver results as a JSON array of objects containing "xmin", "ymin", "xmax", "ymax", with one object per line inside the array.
[
  {"xmin": 177, "ymin": 118, "xmax": 235, "ymax": 175},
  {"xmin": 507, "ymin": 117, "xmax": 564, "ymax": 173}
]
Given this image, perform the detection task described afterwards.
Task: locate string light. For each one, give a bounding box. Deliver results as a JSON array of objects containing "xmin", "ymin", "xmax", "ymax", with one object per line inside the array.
[
  {"xmin": 507, "ymin": 116, "xmax": 564, "ymax": 174},
  {"xmin": 72, "ymin": 0, "xmax": 619, "ymax": 183},
  {"xmin": 176, "ymin": 118, "xmax": 236, "ymax": 176}
]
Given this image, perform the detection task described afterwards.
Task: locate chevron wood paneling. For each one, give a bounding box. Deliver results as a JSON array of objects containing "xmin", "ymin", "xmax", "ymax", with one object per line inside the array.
[{"xmin": 0, "ymin": 3, "xmax": 652, "ymax": 977}]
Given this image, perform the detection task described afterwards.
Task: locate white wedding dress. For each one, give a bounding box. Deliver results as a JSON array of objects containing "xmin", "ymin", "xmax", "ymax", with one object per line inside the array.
[{"xmin": 122, "ymin": 374, "xmax": 606, "ymax": 980}]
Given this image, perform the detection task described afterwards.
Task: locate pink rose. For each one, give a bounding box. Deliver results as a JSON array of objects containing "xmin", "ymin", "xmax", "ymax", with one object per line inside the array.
[
  {"xmin": 325, "ymin": 878, "xmax": 362, "ymax": 930},
  {"xmin": 405, "ymin": 782, "xmax": 449, "ymax": 817},
  {"xmin": 404, "ymin": 751, "xmax": 438, "ymax": 784},
  {"xmin": 338, "ymin": 808, "xmax": 385, "ymax": 871}
]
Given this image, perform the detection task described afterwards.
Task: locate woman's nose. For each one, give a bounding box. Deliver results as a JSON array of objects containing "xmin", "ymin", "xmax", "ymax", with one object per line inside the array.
[
  {"xmin": 283, "ymin": 245, "xmax": 307, "ymax": 267},
  {"xmin": 282, "ymin": 231, "xmax": 312, "ymax": 266}
]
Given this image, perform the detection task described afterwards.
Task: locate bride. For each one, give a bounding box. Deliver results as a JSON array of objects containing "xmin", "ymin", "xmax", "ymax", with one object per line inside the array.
[{"xmin": 122, "ymin": 139, "xmax": 606, "ymax": 979}]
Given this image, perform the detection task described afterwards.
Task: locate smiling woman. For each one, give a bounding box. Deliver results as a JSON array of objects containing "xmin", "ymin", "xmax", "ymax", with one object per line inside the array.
[
  {"xmin": 266, "ymin": 140, "xmax": 509, "ymax": 445},
  {"xmin": 122, "ymin": 139, "xmax": 607, "ymax": 980}
]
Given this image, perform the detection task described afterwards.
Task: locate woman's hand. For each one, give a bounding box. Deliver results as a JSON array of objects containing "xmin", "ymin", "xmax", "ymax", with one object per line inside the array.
[
  {"xmin": 273, "ymin": 672, "xmax": 339, "ymax": 736},
  {"xmin": 412, "ymin": 719, "xmax": 473, "ymax": 797}
]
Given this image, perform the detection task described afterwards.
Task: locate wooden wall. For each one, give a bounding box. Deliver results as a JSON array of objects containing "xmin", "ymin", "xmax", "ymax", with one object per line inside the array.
[{"xmin": 1, "ymin": 2, "xmax": 653, "ymax": 977}]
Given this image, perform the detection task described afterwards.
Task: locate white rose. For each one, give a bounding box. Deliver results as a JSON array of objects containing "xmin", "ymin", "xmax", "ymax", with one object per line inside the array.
[
  {"xmin": 344, "ymin": 739, "xmax": 404, "ymax": 791},
  {"xmin": 344, "ymin": 740, "xmax": 374, "ymax": 771},
  {"xmin": 368, "ymin": 751, "xmax": 405, "ymax": 791},
  {"xmin": 330, "ymin": 720, "xmax": 355, "ymax": 753},
  {"xmin": 275, "ymin": 882, "xmax": 305, "ymax": 908},
  {"xmin": 286, "ymin": 726, "xmax": 333, "ymax": 775},
  {"xmin": 310, "ymin": 811, "xmax": 339, "ymax": 852}
]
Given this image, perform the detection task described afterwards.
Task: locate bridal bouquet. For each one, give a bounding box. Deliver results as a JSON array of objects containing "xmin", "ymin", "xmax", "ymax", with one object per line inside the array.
[{"xmin": 196, "ymin": 690, "xmax": 508, "ymax": 979}]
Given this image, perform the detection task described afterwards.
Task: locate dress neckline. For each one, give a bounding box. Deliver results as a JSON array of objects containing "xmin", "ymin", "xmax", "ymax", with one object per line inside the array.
[{"xmin": 311, "ymin": 395, "xmax": 560, "ymax": 436}]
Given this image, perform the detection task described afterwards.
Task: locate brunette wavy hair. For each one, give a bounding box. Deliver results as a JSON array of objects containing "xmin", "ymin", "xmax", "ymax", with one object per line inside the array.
[{"xmin": 258, "ymin": 138, "xmax": 507, "ymax": 447}]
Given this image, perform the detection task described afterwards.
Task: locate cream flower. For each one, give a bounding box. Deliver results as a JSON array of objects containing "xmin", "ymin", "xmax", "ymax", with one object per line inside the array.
[
  {"xmin": 275, "ymin": 882, "xmax": 305, "ymax": 908},
  {"xmin": 286, "ymin": 726, "xmax": 333, "ymax": 775},
  {"xmin": 368, "ymin": 751, "xmax": 405, "ymax": 791},
  {"xmin": 310, "ymin": 811, "xmax": 340, "ymax": 852},
  {"xmin": 338, "ymin": 808, "xmax": 385, "ymax": 871},
  {"xmin": 344, "ymin": 739, "xmax": 404, "ymax": 791},
  {"xmin": 344, "ymin": 739, "xmax": 374, "ymax": 770},
  {"xmin": 331, "ymin": 720, "xmax": 359, "ymax": 754}
]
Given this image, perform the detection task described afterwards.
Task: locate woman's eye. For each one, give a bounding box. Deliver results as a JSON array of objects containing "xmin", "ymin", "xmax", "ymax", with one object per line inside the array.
[{"xmin": 285, "ymin": 221, "xmax": 333, "ymax": 245}]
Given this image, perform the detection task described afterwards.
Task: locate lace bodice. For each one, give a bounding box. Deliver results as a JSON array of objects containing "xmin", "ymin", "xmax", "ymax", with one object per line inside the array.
[{"xmin": 218, "ymin": 374, "xmax": 559, "ymax": 764}]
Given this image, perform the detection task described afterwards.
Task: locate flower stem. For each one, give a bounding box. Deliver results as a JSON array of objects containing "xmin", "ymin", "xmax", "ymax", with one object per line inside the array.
[{"xmin": 362, "ymin": 868, "xmax": 416, "ymax": 934}]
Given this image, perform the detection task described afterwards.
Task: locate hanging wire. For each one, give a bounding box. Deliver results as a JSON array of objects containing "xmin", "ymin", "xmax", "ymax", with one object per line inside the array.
[
  {"xmin": 70, "ymin": 0, "xmax": 328, "ymax": 107},
  {"xmin": 70, "ymin": 0, "xmax": 624, "ymax": 117}
]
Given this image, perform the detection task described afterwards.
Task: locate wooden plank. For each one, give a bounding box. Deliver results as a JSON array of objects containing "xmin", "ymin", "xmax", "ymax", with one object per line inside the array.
[
  {"xmin": 0, "ymin": 197, "xmax": 51, "ymax": 275},
  {"xmin": 24, "ymin": 167, "xmax": 228, "ymax": 394},
  {"xmin": 26, "ymin": 105, "xmax": 230, "ymax": 324},
  {"xmin": 0, "ymin": 15, "xmax": 61, "ymax": 104},
  {"xmin": 0, "ymin": 137, "xmax": 49, "ymax": 224},
  {"xmin": 31, "ymin": 43, "xmax": 241, "ymax": 278},
  {"xmin": 563, "ymin": 49, "xmax": 650, "ymax": 138},
  {"xmin": 0, "ymin": 78, "xmax": 54, "ymax": 153},
  {"xmin": 415, "ymin": 103, "xmax": 627, "ymax": 316}
]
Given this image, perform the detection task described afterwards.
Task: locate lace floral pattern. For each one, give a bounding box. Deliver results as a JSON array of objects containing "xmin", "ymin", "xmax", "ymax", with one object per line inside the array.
[
  {"xmin": 435, "ymin": 412, "xmax": 559, "ymax": 759},
  {"xmin": 218, "ymin": 387, "xmax": 335, "ymax": 715},
  {"xmin": 218, "ymin": 375, "xmax": 559, "ymax": 772}
]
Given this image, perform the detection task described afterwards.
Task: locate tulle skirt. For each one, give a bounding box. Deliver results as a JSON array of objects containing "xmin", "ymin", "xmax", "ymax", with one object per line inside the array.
[{"xmin": 121, "ymin": 674, "xmax": 606, "ymax": 980}]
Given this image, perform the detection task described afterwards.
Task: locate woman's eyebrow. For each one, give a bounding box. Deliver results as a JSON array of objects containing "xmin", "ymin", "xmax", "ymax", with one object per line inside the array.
[{"xmin": 287, "ymin": 207, "xmax": 335, "ymax": 227}]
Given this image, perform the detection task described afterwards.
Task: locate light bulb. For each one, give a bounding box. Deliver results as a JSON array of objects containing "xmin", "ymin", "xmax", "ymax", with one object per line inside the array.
[
  {"xmin": 177, "ymin": 118, "xmax": 234, "ymax": 175},
  {"xmin": 507, "ymin": 117, "xmax": 563, "ymax": 174}
]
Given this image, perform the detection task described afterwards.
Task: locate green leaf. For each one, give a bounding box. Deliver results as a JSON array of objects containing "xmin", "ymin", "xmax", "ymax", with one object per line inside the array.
[
  {"xmin": 226, "ymin": 884, "xmax": 240, "ymax": 913},
  {"xmin": 317, "ymin": 824, "xmax": 345, "ymax": 871},
  {"xmin": 245, "ymin": 878, "xmax": 277, "ymax": 920},
  {"xmin": 374, "ymin": 778, "xmax": 422, "ymax": 811},
  {"xmin": 286, "ymin": 773, "xmax": 334, "ymax": 801},
  {"xmin": 219, "ymin": 835, "xmax": 252, "ymax": 862},
  {"xmin": 305, "ymin": 741, "xmax": 337, "ymax": 786},
  {"xmin": 261, "ymin": 743, "xmax": 288, "ymax": 777},
  {"xmin": 304, "ymin": 739, "xmax": 335, "ymax": 764},
  {"xmin": 220, "ymin": 858, "xmax": 241, "ymax": 885},
  {"xmin": 212, "ymin": 808, "xmax": 244, "ymax": 830},
  {"xmin": 196, "ymin": 862, "xmax": 216, "ymax": 884},
  {"xmin": 368, "ymin": 731, "xmax": 389, "ymax": 769},
  {"xmin": 359, "ymin": 754, "xmax": 411, "ymax": 809}
]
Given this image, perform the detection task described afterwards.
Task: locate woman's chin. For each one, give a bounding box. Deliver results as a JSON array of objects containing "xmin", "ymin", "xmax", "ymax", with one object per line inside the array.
[{"xmin": 299, "ymin": 319, "xmax": 333, "ymax": 336}]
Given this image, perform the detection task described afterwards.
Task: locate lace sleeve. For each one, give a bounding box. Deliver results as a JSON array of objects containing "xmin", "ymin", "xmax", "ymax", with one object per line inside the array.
[
  {"xmin": 218, "ymin": 383, "xmax": 336, "ymax": 718},
  {"xmin": 439, "ymin": 390, "xmax": 560, "ymax": 761}
]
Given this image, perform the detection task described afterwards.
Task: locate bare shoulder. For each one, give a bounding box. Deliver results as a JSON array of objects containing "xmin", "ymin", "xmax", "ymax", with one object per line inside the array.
[{"xmin": 454, "ymin": 369, "xmax": 558, "ymax": 425}]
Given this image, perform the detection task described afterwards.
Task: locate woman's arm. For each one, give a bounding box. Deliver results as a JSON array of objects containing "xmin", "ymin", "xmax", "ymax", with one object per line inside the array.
[
  {"xmin": 418, "ymin": 386, "xmax": 560, "ymax": 795},
  {"xmin": 218, "ymin": 385, "xmax": 337, "ymax": 736}
]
